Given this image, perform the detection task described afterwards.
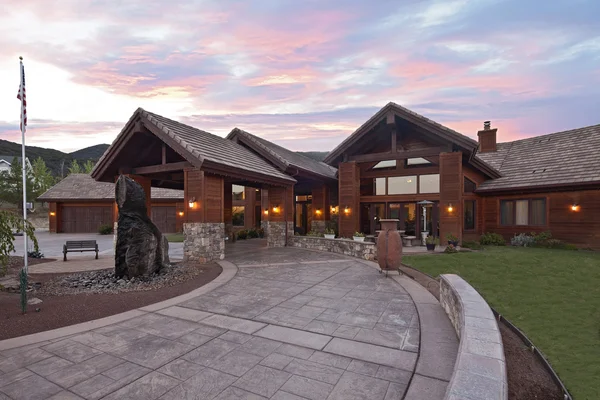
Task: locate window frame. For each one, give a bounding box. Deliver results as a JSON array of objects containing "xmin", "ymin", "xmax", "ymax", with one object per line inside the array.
[
  {"xmin": 499, "ymin": 198, "xmax": 547, "ymax": 227},
  {"xmin": 463, "ymin": 200, "xmax": 476, "ymax": 231}
]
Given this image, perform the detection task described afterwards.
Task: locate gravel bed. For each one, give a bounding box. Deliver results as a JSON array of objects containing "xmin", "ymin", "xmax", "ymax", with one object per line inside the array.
[{"xmin": 36, "ymin": 263, "xmax": 210, "ymax": 295}]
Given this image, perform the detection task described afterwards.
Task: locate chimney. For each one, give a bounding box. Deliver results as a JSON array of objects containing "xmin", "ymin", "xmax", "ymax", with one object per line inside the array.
[{"xmin": 477, "ymin": 120, "xmax": 497, "ymax": 152}]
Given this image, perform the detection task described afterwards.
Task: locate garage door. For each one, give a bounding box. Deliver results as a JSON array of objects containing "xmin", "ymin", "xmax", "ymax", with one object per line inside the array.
[
  {"xmin": 151, "ymin": 206, "xmax": 176, "ymax": 233},
  {"xmin": 61, "ymin": 206, "xmax": 113, "ymax": 233}
]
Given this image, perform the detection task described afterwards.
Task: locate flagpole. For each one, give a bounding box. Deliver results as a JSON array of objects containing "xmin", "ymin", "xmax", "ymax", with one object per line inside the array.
[{"xmin": 19, "ymin": 56, "xmax": 28, "ymax": 275}]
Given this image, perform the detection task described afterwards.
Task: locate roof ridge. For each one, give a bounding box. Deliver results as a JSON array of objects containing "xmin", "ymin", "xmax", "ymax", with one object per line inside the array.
[
  {"xmin": 141, "ymin": 110, "xmax": 205, "ymax": 161},
  {"xmin": 236, "ymin": 129, "xmax": 290, "ymax": 168},
  {"xmin": 496, "ymin": 123, "xmax": 600, "ymax": 146}
]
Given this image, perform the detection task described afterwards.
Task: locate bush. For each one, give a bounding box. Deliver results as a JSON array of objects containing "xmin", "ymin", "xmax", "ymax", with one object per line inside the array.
[
  {"xmin": 248, "ymin": 229, "xmax": 259, "ymax": 239},
  {"xmin": 480, "ymin": 232, "xmax": 506, "ymax": 246},
  {"xmin": 237, "ymin": 230, "xmax": 248, "ymax": 240},
  {"xmin": 98, "ymin": 224, "xmax": 113, "ymax": 235},
  {"xmin": 461, "ymin": 240, "xmax": 483, "ymax": 250},
  {"xmin": 444, "ymin": 244, "xmax": 458, "ymax": 253},
  {"xmin": 511, "ymin": 233, "xmax": 536, "ymax": 247},
  {"xmin": 307, "ymin": 230, "xmax": 322, "ymax": 237},
  {"xmin": 257, "ymin": 228, "xmax": 265, "ymax": 238},
  {"xmin": 324, "ymin": 228, "xmax": 335, "ymax": 235}
]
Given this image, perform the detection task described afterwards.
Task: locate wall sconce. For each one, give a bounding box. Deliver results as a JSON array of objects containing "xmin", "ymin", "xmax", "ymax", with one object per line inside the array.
[
  {"xmin": 330, "ymin": 206, "xmax": 339, "ymax": 215},
  {"xmin": 178, "ymin": 211, "xmax": 184, "ymax": 217},
  {"xmin": 571, "ymin": 204, "xmax": 580, "ymax": 212},
  {"xmin": 447, "ymin": 204, "xmax": 454, "ymax": 213},
  {"xmin": 49, "ymin": 211, "xmax": 56, "ymax": 216},
  {"xmin": 316, "ymin": 208, "xmax": 322, "ymax": 216},
  {"xmin": 188, "ymin": 197, "xmax": 196, "ymax": 209},
  {"xmin": 263, "ymin": 208, "xmax": 269, "ymax": 215},
  {"xmin": 272, "ymin": 205, "xmax": 280, "ymax": 213},
  {"xmin": 343, "ymin": 206, "xmax": 350, "ymax": 214}
]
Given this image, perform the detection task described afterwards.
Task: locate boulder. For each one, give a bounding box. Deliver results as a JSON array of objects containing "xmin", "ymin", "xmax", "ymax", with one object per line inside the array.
[{"xmin": 115, "ymin": 175, "xmax": 167, "ymax": 278}]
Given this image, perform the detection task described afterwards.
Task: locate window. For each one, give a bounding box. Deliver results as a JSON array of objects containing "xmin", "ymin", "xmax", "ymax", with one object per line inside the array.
[
  {"xmin": 419, "ymin": 174, "xmax": 440, "ymax": 194},
  {"xmin": 373, "ymin": 160, "xmax": 396, "ymax": 169},
  {"xmin": 464, "ymin": 177, "xmax": 476, "ymax": 193},
  {"xmin": 388, "ymin": 176, "xmax": 417, "ymax": 194},
  {"xmin": 232, "ymin": 206, "xmax": 244, "ymax": 226},
  {"xmin": 500, "ymin": 198, "xmax": 546, "ymax": 226},
  {"xmin": 464, "ymin": 200, "xmax": 475, "ymax": 230},
  {"xmin": 232, "ymin": 185, "xmax": 244, "ymax": 201},
  {"xmin": 406, "ymin": 157, "xmax": 431, "ymax": 165},
  {"xmin": 374, "ymin": 178, "xmax": 386, "ymax": 195}
]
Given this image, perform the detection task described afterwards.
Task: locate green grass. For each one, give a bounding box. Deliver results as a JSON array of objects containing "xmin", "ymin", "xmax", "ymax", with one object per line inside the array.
[
  {"xmin": 165, "ymin": 233, "xmax": 184, "ymax": 242},
  {"xmin": 403, "ymin": 247, "xmax": 600, "ymax": 400}
]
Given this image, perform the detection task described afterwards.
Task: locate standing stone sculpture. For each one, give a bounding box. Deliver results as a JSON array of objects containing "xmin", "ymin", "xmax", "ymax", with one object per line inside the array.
[{"xmin": 115, "ymin": 175, "xmax": 169, "ymax": 278}]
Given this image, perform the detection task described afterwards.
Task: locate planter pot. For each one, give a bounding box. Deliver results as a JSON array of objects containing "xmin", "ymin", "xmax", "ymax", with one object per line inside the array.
[
  {"xmin": 324, "ymin": 234, "xmax": 335, "ymax": 239},
  {"xmin": 377, "ymin": 219, "xmax": 402, "ymax": 272},
  {"xmin": 426, "ymin": 243, "xmax": 436, "ymax": 251},
  {"xmin": 353, "ymin": 236, "xmax": 365, "ymax": 242},
  {"xmin": 447, "ymin": 240, "xmax": 459, "ymax": 247}
]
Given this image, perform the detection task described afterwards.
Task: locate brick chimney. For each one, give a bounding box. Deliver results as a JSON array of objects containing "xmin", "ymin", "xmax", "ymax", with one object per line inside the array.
[{"xmin": 477, "ymin": 121, "xmax": 497, "ymax": 152}]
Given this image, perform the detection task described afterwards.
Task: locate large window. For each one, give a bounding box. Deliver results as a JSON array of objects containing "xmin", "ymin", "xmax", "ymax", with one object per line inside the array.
[
  {"xmin": 419, "ymin": 174, "xmax": 440, "ymax": 194},
  {"xmin": 388, "ymin": 176, "xmax": 417, "ymax": 194},
  {"xmin": 500, "ymin": 198, "xmax": 546, "ymax": 226},
  {"xmin": 232, "ymin": 206, "xmax": 245, "ymax": 226},
  {"xmin": 464, "ymin": 200, "xmax": 475, "ymax": 230},
  {"xmin": 232, "ymin": 185, "xmax": 245, "ymax": 201},
  {"xmin": 464, "ymin": 177, "xmax": 477, "ymax": 193},
  {"xmin": 375, "ymin": 178, "xmax": 386, "ymax": 195}
]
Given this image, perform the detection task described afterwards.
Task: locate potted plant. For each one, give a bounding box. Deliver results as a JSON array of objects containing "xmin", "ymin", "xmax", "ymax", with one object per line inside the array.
[
  {"xmin": 353, "ymin": 232, "xmax": 366, "ymax": 242},
  {"xmin": 324, "ymin": 228, "xmax": 336, "ymax": 239},
  {"xmin": 425, "ymin": 235, "xmax": 438, "ymax": 251},
  {"xmin": 446, "ymin": 233, "xmax": 459, "ymax": 247}
]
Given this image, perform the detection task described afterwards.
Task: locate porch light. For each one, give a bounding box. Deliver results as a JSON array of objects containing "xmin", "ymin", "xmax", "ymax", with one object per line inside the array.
[
  {"xmin": 447, "ymin": 204, "xmax": 453, "ymax": 213},
  {"xmin": 264, "ymin": 208, "xmax": 269, "ymax": 215},
  {"xmin": 272, "ymin": 205, "xmax": 280, "ymax": 213},
  {"xmin": 571, "ymin": 204, "xmax": 580, "ymax": 212},
  {"xmin": 344, "ymin": 206, "xmax": 350, "ymax": 214},
  {"xmin": 330, "ymin": 206, "xmax": 338, "ymax": 214},
  {"xmin": 316, "ymin": 208, "xmax": 322, "ymax": 215},
  {"xmin": 188, "ymin": 197, "xmax": 196, "ymax": 209},
  {"xmin": 178, "ymin": 211, "xmax": 184, "ymax": 217},
  {"xmin": 49, "ymin": 211, "xmax": 56, "ymax": 216}
]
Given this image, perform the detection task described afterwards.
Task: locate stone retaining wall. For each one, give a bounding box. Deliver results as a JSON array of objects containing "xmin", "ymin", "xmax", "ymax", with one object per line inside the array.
[
  {"xmin": 439, "ymin": 274, "xmax": 508, "ymax": 400},
  {"xmin": 264, "ymin": 221, "xmax": 294, "ymax": 247},
  {"xmin": 183, "ymin": 222, "xmax": 225, "ymax": 263},
  {"xmin": 289, "ymin": 236, "xmax": 376, "ymax": 260}
]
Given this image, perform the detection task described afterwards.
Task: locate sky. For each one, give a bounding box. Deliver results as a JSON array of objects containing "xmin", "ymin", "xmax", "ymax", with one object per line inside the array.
[{"xmin": 0, "ymin": 0, "xmax": 599, "ymax": 153}]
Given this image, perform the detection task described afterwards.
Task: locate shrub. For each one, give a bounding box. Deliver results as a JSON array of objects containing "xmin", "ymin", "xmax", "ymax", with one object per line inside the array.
[
  {"xmin": 480, "ymin": 232, "xmax": 506, "ymax": 246},
  {"xmin": 353, "ymin": 232, "xmax": 365, "ymax": 237},
  {"xmin": 98, "ymin": 224, "xmax": 113, "ymax": 235},
  {"xmin": 307, "ymin": 230, "xmax": 322, "ymax": 237},
  {"xmin": 237, "ymin": 230, "xmax": 248, "ymax": 240},
  {"xmin": 324, "ymin": 228, "xmax": 335, "ymax": 235},
  {"xmin": 425, "ymin": 235, "xmax": 439, "ymax": 245},
  {"xmin": 446, "ymin": 232, "xmax": 458, "ymax": 242},
  {"xmin": 461, "ymin": 240, "xmax": 483, "ymax": 250},
  {"xmin": 444, "ymin": 244, "xmax": 458, "ymax": 253},
  {"xmin": 257, "ymin": 228, "xmax": 265, "ymax": 238},
  {"xmin": 511, "ymin": 233, "xmax": 536, "ymax": 247},
  {"xmin": 248, "ymin": 229, "xmax": 259, "ymax": 239}
]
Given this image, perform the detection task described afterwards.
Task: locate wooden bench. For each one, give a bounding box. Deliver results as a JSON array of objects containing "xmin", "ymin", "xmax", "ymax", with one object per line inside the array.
[{"xmin": 63, "ymin": 240, "xmax": 99, "ymax": 261}]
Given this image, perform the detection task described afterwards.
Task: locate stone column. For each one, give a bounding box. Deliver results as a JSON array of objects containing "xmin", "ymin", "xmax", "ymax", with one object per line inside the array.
[
  {"xmin": 265, "ymin": 185, "xmax": 294, "ymax": 247},
  {"xmin": 439, "ymin": 152, "xmax": 463, "ymax": 245},
  {"xmin": 311, "ymin": 184, "xmax": 330, "ymax": 234}
]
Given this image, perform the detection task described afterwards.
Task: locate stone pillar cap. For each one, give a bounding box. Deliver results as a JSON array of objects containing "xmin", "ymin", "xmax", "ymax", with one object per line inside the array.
[{"xmin": 379, "ymin": 219, "xmax": 400, "ymax": 222}]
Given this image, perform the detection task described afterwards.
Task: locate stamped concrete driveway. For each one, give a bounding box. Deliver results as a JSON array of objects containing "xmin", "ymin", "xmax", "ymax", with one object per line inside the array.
[{"xmin": 0, "ymin": 246, "xmax": 457, "ymax": 400}]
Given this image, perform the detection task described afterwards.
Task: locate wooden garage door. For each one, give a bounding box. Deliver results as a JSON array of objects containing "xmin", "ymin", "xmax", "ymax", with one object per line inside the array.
[
  {"xmin": 61, "ymin": 206, "xmax": 113, "ymax": 233},
  {"xmin": 151, "ymin": 206, "xmax": 176, "ymax": 233}
]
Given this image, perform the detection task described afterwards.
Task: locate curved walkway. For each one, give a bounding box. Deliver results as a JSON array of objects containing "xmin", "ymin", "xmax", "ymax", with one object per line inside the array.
[{"xmin": 0, "ymin": 247, "xmax": 457, "ymax": 400}]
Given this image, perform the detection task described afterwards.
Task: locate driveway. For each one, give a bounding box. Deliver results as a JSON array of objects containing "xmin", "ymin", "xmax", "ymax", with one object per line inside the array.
[{"xmin": 0, "ymin": 246, "xmax": 457, "ymax": 400}]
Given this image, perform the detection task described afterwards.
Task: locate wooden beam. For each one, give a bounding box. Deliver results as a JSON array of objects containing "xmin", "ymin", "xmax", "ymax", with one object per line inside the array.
[
  {"xmin": 391, "ymin": 129, "xmax": 397, "ymax": 153},
  {"xmin": 132, "ymin": 161, "xmax": 191, "ymax": 175},
  {"xmin": 349, "ymin": 147, "xmax": 445, "ymax": 163},
  {"xmin": 161, "ymin": 143, "xmax": 166, "ymax": 164}
]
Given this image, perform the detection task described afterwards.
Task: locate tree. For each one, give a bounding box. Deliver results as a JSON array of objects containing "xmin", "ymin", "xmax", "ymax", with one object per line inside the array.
[
  {"xmin": 0, "ymin": 210, "xmax": 38, "ymax": 276},
  {"xmin": 31, "ymin": 157, "xmax": 54, "ymax": 195},
  {"xmin": 0, "ymin": 160, "xmax": 37, "ymax": 211},
  {"xmin": 82, "ymin": 159, "xmax": 95, "ymax": 174},
  {"xmin": 68, "ymin": 159, "xmax": 81, "ymax": 174}
]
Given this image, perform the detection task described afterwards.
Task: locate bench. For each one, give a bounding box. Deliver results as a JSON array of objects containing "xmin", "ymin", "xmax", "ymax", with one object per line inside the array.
[
  {"xmin": 63, "ymin": 240, "xmax": 99, "ymax": 261},
  {"xmin": 403, "ymin": 235, "xmax": 417, "ymax": 247}
]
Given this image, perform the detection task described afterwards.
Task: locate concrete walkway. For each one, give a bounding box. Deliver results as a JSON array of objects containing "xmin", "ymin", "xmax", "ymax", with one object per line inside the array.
[{"xmin": 0, "ymin": 246, "xmax": 458, "ymax": 400}]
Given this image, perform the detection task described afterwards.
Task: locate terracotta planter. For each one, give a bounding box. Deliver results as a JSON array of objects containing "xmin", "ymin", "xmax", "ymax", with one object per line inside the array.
[{"xmin": 377, "ymin": 219, "xmax": 402, "ymax": 272}]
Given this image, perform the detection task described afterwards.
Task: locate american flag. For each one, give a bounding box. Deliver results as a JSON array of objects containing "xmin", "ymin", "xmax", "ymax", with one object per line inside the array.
[{"xmin": 17, "ymin": 61, "xmax": 27, "ymax": 131}]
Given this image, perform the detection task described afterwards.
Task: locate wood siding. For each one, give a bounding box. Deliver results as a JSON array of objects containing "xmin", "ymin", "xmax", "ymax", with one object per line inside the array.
[
  {"xmin": 312, "ymin": 184, "xmax": 330, "ymax": 221},
  {"xmin": 439, "ymin": 152, "xmax": 463, "ymax": 243},
  {"xmin": 203, "ymin": 174, "xmax": 224, "ymax": 223},
  {"xmin": 267, "ymin": 186, "xmax": 294, "ymax": 222},
  {"xmin": 184, "ymin": 168, "xmax": 205, "ymax": 223},
  {"xmin": 151, "ymin": 205, "xmax": 177, "ymax": 233},
  {"xmin": 480, "ymin": 189, "xmax": 600, "ymax": 249},
  {"xmin": 48, "ymin": 202, "xmax": 58, "ymax": 233},
  {"xmin": 339, "ymin": 162, "xmax": 360, "ymax": 238},
  {"xmin": 61, "ymin": 205, "xmax": 113, "ymax": 233}
]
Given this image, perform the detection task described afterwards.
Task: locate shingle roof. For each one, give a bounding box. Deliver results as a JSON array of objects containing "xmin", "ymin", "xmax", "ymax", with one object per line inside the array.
[
  {"xmin": 227, "ymin": 128, "xmax": 337, "ymax": 180},
  {"xmin": 38, "ymin": 174, "xmax": 183, "ymax": 201},
  {"xmin": 0, "ymin": 155, "xmax": 19, "ymax": 164},
  {"xmin": 476, "ymin": 124, "xmax": 600, "ymax": 191}
]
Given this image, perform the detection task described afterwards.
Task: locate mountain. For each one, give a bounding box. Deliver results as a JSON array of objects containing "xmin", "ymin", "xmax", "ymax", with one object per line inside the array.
[
  {"xmin": 0, "ymin": 140, "xmax": 109, "ymax": 177},
  {"xmin": 296, "ymin": 151, "xmax": 329, "ymax": 162},
  {"xmin": 70, "ymin": 144, "xmax": 110, "ymax": 160}
]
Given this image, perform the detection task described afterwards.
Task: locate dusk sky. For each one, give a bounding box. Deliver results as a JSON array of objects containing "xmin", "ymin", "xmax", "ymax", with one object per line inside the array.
[{"xmin": 1, "ymin": 0, "xmax": 599, "ymax": 153}]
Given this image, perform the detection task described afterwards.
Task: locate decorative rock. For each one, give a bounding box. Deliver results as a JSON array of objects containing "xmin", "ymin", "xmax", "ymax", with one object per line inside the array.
[
  {"xmin": 115, "ymin": 175, "xmax": 168, "ymax": 278},
  {"xmin": 27, "ymin": 297, "xmax": 43, "ymax": 305}
]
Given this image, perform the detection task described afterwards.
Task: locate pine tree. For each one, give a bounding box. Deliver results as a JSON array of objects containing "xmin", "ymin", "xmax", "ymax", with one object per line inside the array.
[
  {"xmin": 68, "ymin": 159, "xmax": 82, "ymax": 174},
  {"xmin": 83, "ymin": 159, "xmax": 95, "ymax": 174},
  {"xmin": 0, "ymin": 160, "xmax": 37, "ymax": 211},
  {"xmin": 31, "ymin": 157, "xmax": 54, "ymax": 195}
]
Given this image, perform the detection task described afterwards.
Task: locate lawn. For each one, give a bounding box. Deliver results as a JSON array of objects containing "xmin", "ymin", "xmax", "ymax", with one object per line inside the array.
[
  {"xmin": 164, "ymin": 233, "xmax": 184, "ymax": 242},
  {"xmin": 403, "ymin": 247, "xmax": 600, "ymax": 400}
]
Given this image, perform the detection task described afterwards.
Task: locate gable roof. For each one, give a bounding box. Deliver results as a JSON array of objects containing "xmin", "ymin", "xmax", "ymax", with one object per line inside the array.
[
  {"xmin": 476, "ymin": 124, "xmax": 600, "ymax": 192},
  {"xmin": 324, "ymin": 102, "xmax": 480, "ymax": 164},
  {"xmin": 38, "ymin": 173, "xmax": 183, "ymax": 202},
  {"xmin": 227, "ymin": 128, "xmax": 337, "ymax": 181},
  {"xmin": 0, "ymin": 155, "xmax": 17, "ymax": 164},
  {"xmin": 92, "ymin": 108, "xmax": 296, "ymax": 186}
]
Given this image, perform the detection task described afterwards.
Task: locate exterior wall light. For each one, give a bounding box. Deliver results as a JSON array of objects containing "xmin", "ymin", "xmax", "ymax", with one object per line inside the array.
[
  {"xmin": 49, "ymin": 211, "xmax": 56, "ymax": 216},
  {"xmin": 344, "ymin": 206, "xmax": 350, "ymax": 214},
  {"xmin": 178, "ymin": 211, "xmax": 184, "ymax": 217},
  {"xmin": 188, "ymin": 197, "xmax": 196, "ymax": 209},
  {"xmin": 447, "ymin": 204, "xmax": 453, "ymax": 212},
  {"xmin": 272, "ymin": 205, "xmax": 280, "ymax": 213},
  {"xmin": 316, "ymin": 208, "xmax": 322, "ymax": 215},
  {"xmin": 571, "ymin": 204, "xmax": 580, "ymax": 212},
  {"xmin": 264, "ymin": 208, "xmax": 269, "ymax": 215}
]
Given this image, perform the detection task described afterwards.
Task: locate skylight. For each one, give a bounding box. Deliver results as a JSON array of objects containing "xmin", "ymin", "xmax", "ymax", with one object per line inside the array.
[
  {"xmin": 373, "ymin": 160, "xmax": 396, "ymax": 169},
  {"xmin": 407, "ymin": 157, "xmax": 431, "ymax": 165}
]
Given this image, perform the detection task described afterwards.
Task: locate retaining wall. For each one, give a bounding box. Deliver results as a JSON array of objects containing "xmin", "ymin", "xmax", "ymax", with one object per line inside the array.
[{"xmin": 289, "ymin": 236, "xmax": 376, "ymax": 260}]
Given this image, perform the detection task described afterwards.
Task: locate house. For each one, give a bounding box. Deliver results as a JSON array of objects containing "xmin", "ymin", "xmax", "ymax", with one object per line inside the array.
[
  {"xmin": 42, "ymin": 104, "xmax": 599, "ymax": 255},
  {"xmin": 0, "ymin": 155, "xmax": 32, "ymax": 174}
]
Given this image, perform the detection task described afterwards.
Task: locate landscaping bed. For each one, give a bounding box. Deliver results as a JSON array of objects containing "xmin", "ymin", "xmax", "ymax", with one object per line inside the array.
[
  {"xmin": 0, "ymin": 257, "xmax": 222, "ymax": 340},
  {"xmin": 403, "ymin": 246, "xmax": 600, "ymax": 400}
]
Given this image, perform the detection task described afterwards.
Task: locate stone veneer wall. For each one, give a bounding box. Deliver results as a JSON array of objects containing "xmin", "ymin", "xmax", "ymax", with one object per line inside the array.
[
  {"xmin": 290, "ymin": 236, "xmax": 376, "ymax": 261},
  {"xmin": 439, "ymin": 274, "xmax": 508, "ymax": 400},
  {"xmin": 310, "ymin": 220, "xmax": 327, "ymax": 234},
  {"xmin": 264, "ymin": 221, "xmax": 294, "ymax": 247},
  {"xmin": 183, "ymin": 222, "xmax": 225, "ymax": 263}
]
